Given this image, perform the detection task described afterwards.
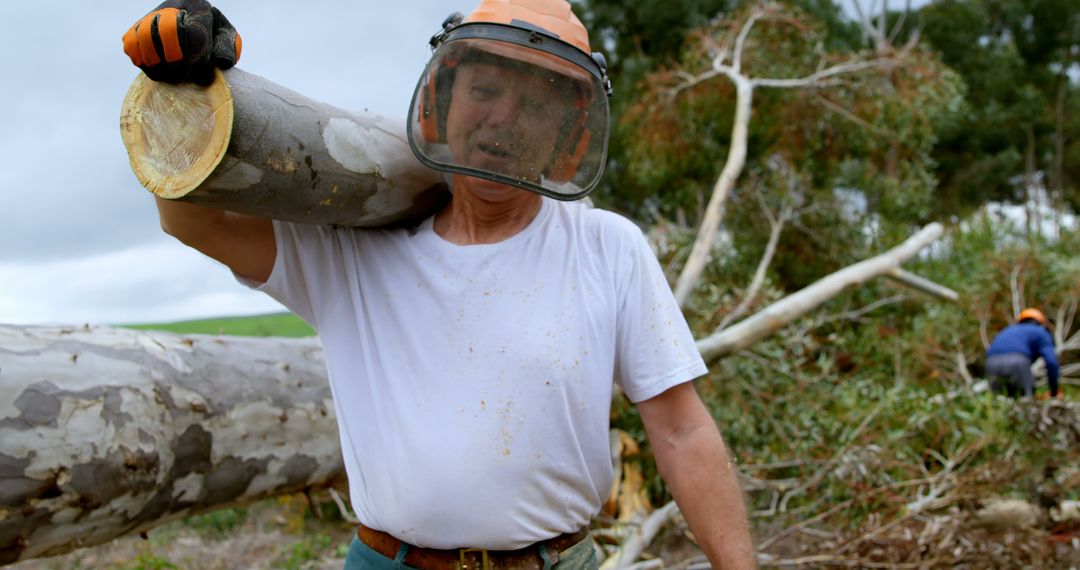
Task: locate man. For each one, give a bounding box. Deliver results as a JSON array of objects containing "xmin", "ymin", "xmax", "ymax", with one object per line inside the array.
[
  {"xmin": 122, "ymin": 1, "xmax": 756, "ymax": 568},
  {"xmin": 985, "ymin": 308, "xmax": 1060, "ymax": 399}
]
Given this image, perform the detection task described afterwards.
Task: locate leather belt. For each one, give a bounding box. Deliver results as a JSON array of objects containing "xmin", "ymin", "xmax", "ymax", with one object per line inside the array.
[{"xmin": 356, "ymin": 523, "xmax": 590, "ymax": 569}]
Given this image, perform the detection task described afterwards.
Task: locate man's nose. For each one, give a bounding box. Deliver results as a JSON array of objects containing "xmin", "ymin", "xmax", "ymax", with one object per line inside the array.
[{"xmin": 482, "ymin": 92, "xmax": 520, "ymax": 126}]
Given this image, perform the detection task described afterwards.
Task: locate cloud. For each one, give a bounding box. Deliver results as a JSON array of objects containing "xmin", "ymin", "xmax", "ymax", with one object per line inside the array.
[
  {"xmin": 0, "ymin": 240, "xmax": 285, "ymax": 326},
  {"xmin": 0, "ymin": 1, "xmax": 453, "ymax": 325}
]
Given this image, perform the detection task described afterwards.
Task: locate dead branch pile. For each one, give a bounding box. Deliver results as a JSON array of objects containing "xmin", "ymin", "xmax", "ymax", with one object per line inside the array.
[{"xmin": 599, "ymin": 399, "xmax": 1079, "ymax": 568}]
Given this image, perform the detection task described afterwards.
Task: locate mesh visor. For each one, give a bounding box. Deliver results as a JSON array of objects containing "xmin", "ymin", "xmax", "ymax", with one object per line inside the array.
[{"xmin": 407, "ymin": 36, "xmax": 609, "ymax": 200}]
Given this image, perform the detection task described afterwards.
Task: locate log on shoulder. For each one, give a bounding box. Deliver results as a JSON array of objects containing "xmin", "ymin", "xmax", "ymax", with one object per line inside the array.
[
  {"xmin": 119, "ymin": 68, "xmax": 449, "ymax": 227},
  {"xmin": 0, "ymin": 325, "xmax": 342, "ymax": 565}
]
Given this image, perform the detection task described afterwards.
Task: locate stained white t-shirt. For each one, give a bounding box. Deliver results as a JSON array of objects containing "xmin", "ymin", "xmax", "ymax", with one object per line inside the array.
[{"xmin": 251, "ymin": 198, "xmax": 706, "ymax": 549}]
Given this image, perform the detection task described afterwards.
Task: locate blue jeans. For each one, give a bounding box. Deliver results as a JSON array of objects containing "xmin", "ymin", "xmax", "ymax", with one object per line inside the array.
[
  {"xmin": 343, "ymin": 534, "xmax": 601, "ymax": 569},
  {"xmin": 986, "ymin": 352, "xmax": 1035, "ymax": 398}
]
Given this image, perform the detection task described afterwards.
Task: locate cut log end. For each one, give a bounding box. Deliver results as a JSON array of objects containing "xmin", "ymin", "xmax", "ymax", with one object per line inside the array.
[{"xmin": 119, "ymin": 69, "xmax": 234, "ymax": 200}]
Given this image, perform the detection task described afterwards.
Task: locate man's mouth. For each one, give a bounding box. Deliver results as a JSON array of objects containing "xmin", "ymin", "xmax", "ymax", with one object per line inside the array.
[{"xmin": 477, "ymin": 142, "xmax": 513, "ymax": 159}]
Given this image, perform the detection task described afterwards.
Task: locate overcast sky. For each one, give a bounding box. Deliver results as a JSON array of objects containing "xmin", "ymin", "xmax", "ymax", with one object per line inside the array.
[
  {"xmin": 0, "ymin": 1, "xmax": 455, "ymax": 325},
  {"xmin": 0, "ymin": 1, "xmax": 942, "ymax": 327}
]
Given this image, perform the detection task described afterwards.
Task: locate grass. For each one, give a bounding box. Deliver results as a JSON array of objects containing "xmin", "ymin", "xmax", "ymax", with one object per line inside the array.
[{"xmin": 121, "ymin": 312, "xmax": 315, "ymax": 338}]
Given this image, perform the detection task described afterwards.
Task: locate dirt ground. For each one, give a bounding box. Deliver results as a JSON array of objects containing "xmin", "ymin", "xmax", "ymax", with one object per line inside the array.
[
  {"xmin": 8, "ymin": 497, "xmax": 708, "ymax": 570},
  {"xmin": 8, "ymin": 498, "xmax": 359, "ymax": 570},
  {"xmin": 13, "ymin": 496, "xmax": 1075, "ymax": 569}
]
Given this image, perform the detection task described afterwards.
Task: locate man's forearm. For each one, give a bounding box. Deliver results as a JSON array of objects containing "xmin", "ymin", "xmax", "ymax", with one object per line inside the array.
[
  {"xmin": 653, "ymin": 423, "xmax": 756, "ymax": 569},
  {"xmin": 152, "ymin": 196, "xmax": 276, "ymax": 283}
]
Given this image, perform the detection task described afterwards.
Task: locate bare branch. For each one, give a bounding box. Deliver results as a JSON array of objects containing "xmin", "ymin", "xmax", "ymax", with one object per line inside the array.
[
  {"xmin": 878, "ymin": 0, "xmax": 888, "ymax": 51},
  {"xmin": 884, "ymin": 268, "xmax": 959, "ymax": 302},
  {"xmin": 955, "ymin": 346, "xmax": 975, "ymax": 386},
  {"xmin": 670, "ymin": 5, "xmax": 896, "ymax": 307},
  {"xmin": 743, "ymin": 458, "xmax": 823, "ymax": 471},
  {"xmin": 888, "ymin": 0, "xmax": 912, "ymax": 45},
  {"xmin": 1010, "ymin": 265, "xmax": 1023, "ymax": 317},
  {"xmin": 601, "ymin": 501, "xmax": 681, "ymax": 569},
  {"xmin": 761, "ymin": 555, "xmax": 952, "ymax": 568},
  {"xmin": 900, "ymin": 26, "xmax": 922, "ymax": 54},
  {"xmin": 669, "ymin": 68, "xmax": 724, "ymax": 100},
  {"xmin": 697, "ymin": 223, "xmax": 946, "ymax": 363},
  {"xmin": 759, "ymin": 475, "xmax": 950, "ymax": 553},
  {"xmin": 672, "ymin": 74, "xmax": 754, "ymax": 306},
  {"xmin": 328, "ymin": 488, "xmax": 360, "ymax": 524},
  {"xmin": 733, "ymin": 7, "xmax": 768, "ymax": 74},
  {"xmin": 832, "ymin": 444, "xmax": 976, "ymax": 556},
  {"xmin": 850, "ymin": 0, "xmax": 874, "ymax": 47},
  {"xmin": 752, "ymin": 58, "xmax": 893, "ymax": 88},
  {"xmin": 979, "ymin": 313, "xmax": 991, "ymax": 350},
  {"xmin": 717, "ymin": 190, "xmax": 792, "ymax": 330},
  {"xmin": 1054, "ymin": 297, "xmax": 1078, "ymax": 350},
  {"xmin": 819, "ymin": 294, "xmax": 907, "ymax": 324},
  {"xmin": 813, "ymin": 92, "xmax": 895, "ymax": 139},
  {"xmin": 739, "ymin": 349, "xmax": 814, "ymax": 386}
]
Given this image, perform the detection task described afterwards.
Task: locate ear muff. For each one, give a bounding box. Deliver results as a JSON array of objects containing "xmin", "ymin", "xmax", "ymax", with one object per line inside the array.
[
  {"xmin": 548, "ymin": 111, "xmax": 590, "ymax": 183},
  {"xmin": 418, "ymin": 56, "xmax": 460, "ymax": 143},
  {"xmin": 418, "ymin": 67, "xmax": 440, "ymax": 143}
]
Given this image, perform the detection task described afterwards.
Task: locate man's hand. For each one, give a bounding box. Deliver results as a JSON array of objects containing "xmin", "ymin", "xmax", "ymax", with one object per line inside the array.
[{"xmin": 122, "ymin": 0, "xmax": 241, "ymax": 85}]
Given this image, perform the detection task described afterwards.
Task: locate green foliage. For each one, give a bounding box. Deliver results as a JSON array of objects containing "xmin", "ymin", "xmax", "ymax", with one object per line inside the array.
[
  {"xmin": 918, "ymin": 0, "xmax": 1080, "ymax": 215},
  {"xmin": 122, "ymin": 312, "xmax": 315, "ymax": 338},
  {"xmin": 276, "ymin": 534, "xmax": 333, "ymax": 570},
  {"xmin": 113, "ymin": 553, "xmax": 179, "ymax": 570},
  {"xmin": 617, "ymin": 208, "xmax": 1078, "ymax": 563},
  {"xmin": 182, "ymin": 507, "xmax": 248, "ymax": 536}
]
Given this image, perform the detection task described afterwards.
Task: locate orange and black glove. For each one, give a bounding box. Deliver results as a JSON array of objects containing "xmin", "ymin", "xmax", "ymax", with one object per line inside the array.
[{"xmin": 122, "ymin": 0, "xmax": 242, "ymax": 86}]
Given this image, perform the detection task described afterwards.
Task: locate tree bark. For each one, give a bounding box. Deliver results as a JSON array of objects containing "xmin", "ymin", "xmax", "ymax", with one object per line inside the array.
[
  {"xmin": 0, "ymin": 325, "xmax": 342, "ymax": 565},
  {"xmin": 120, "ymin": 68, "xmax": 449, "ymax": 228}
]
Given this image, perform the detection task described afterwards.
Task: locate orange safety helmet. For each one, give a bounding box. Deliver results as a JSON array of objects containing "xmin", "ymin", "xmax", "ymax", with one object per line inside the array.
[
  {"xmin": 1017, "ymin": 308, "xmax": 1049, "ymax": 326},
  {"xmin": 406, "ymin": 0, "xmax": 612, "ymax": 200}
]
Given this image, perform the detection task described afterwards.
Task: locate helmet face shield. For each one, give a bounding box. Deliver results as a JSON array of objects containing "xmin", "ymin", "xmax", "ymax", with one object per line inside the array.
[{"xmin": 407, "ymin": 29, "xmax": 610, "ymax": 200}]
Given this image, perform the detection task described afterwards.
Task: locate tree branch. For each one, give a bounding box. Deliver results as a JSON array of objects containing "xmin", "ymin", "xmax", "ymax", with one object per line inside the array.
[
  {"xmin": 697, "ymin": 223, "xmax": 948, "ymax": 363},
  {"xmin": 752, "ymin": 58, "xmax": 893, "ymax": 88},
  {"xmin": 600, "ymin": 501, "xmax": 681, "ymax": 569},
  {"xmin": 717, "ymin": 190, "xmax": 792, "ymax": 330},
  {"xmin": 884, "ymin": 268, "xmax": 959, "ymax": 302},
  {"xmin": 733, "ymin": 7, "xmax": 768, "ymax": 74}
]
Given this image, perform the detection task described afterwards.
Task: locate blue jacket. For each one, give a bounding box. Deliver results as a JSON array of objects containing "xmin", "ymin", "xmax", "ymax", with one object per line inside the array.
[{"xmin": 986, "ymin": 322, "xmax": 1060, "ymax": 388}]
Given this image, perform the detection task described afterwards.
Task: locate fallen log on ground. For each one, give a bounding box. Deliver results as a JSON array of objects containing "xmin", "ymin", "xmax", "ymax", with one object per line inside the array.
[
  {"xmin": 696, "ymin": 223, "xmax": 955, "ymax": 363},
  {"xmin": 119, "ymin": 68, "xmax": 449, "ymax": 227},
  {"xmin": 0, "ymin": 325, "xmax": 341, "ymax": 565}
]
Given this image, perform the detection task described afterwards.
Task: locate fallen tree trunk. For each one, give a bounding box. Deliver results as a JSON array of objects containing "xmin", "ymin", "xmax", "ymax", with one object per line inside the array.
[
  {"xmin": 0, "ymin": 325, "xmax": 341, "ymax": 564},
  {"xmin": 119, "ymin": 68, "xmax": 449, "ymax": 227},
  {"xmin": 696, "ymin": 223, "xmax": 953, "ymax": 363}
]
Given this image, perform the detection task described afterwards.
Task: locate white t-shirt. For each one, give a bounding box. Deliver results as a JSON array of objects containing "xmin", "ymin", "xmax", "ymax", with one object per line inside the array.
[{"xmin": 251, "ymin": 198, "xmax": 706, "ymax": 549}]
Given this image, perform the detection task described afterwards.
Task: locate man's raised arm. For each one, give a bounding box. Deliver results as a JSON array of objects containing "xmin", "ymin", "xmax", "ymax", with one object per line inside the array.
[{"xmin": 155, "ymin": 198, "xmax": 275, "ymax": 284}]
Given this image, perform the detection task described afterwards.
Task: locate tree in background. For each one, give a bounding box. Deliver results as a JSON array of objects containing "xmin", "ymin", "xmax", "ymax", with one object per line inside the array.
[
  {"xmin": 918, "ymin": 0, "xmax": 1079, "ymax": 220},
  {"xmin": 599, "ymin": 0, "xmax": 963, "ymax": 306}
]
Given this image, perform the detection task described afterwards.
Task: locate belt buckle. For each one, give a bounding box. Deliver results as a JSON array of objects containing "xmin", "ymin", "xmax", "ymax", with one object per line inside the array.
[{"xmin": 458, "ymin": 547, "xmax": 491, "ymax": 570}]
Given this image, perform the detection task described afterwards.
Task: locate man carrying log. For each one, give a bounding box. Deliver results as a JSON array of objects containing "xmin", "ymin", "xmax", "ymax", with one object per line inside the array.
[{"xmin": 122, "ymin": 1, "xmax": 755, "ymax": 568}]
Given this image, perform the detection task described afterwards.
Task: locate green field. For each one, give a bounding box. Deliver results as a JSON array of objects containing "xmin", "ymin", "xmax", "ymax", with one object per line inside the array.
[{"xmin": 122, "ymin": 312, "xmax": 315, "ymax": 338}]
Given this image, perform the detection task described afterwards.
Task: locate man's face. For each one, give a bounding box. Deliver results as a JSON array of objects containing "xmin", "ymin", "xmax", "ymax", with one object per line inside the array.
[{"xmin": 445, "ymin": 62, "xmax": 572, "ymax": 185}]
